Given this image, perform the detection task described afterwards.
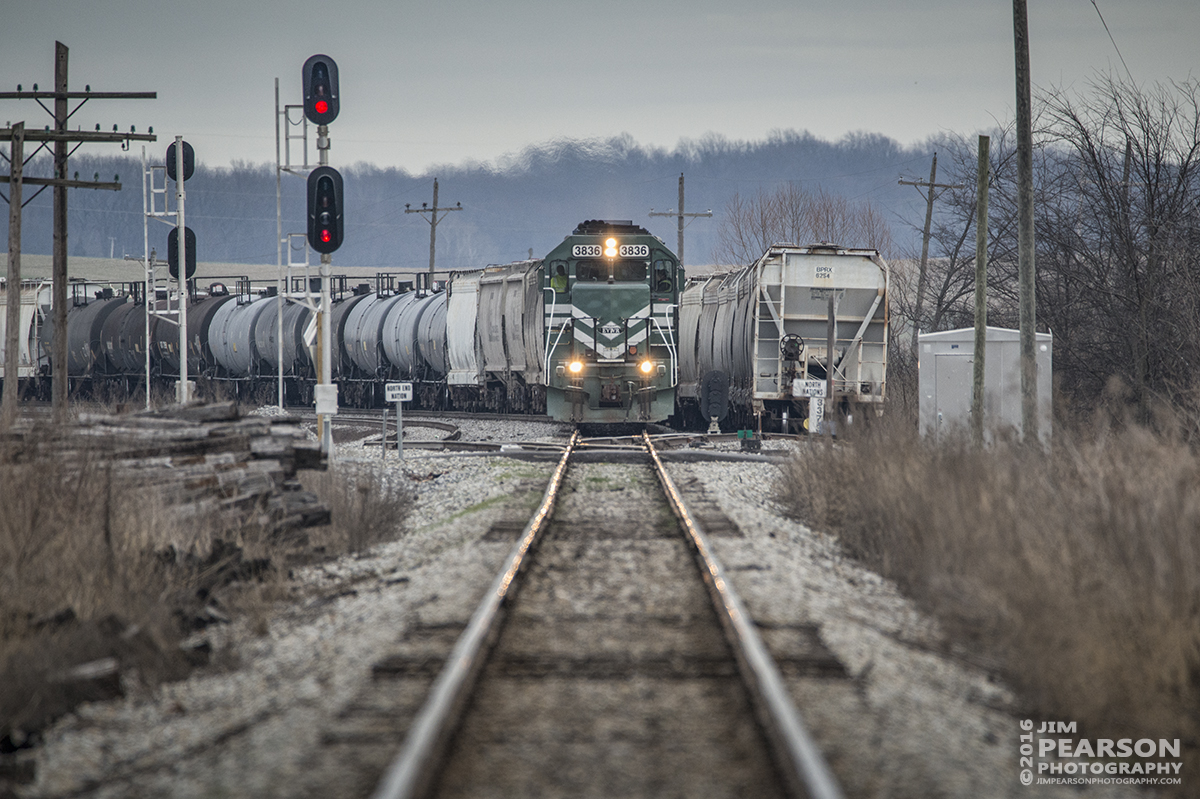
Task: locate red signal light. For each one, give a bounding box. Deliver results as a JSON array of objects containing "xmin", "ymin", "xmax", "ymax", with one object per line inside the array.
[
  {"xmin": 321, "ymin": 229, "xmax": 332, "ymax": 244},
  {"xmin": 303, "ymin": 55, "xmax": 340, "ymax": 125}
]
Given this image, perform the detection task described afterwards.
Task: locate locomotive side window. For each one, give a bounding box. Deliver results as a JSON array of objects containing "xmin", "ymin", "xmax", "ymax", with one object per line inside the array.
[
  {"xmin": 575, "ymin": 260, "xmax": 605, "ymax": 282},
  {"xmin": 653, "ymin": 259, "xmax": 674, "ymax": 291},
  {"xmin": 613, "ymin": 260, "xmax": 647, "ymax": 282},
  {"xmin": 549, "ymin": 260, "xmax": 569, "ymax": 293}
]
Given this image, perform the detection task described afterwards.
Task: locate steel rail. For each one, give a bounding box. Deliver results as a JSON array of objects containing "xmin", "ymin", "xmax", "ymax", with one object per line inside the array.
[
  {"xmin": 322, "ymin": 410, "xmax": 459, "ymax": 435},
  {"xmin": 642, "ymin": 432, "xmax": 845, "ymax": 799},
  {"xmin": 370, "ymin": 430, "xmax": 580, "ymax": 799}
]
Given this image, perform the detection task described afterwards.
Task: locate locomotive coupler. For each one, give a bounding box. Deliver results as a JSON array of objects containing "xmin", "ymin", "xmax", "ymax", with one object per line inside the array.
[{"xmin": 600, "ymin": 380, "xmax": 622, "ymax": 406}]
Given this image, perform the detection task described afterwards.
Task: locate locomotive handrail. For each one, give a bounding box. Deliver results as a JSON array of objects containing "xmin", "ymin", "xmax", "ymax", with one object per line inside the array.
[
  {"xmin": 542, "ymin": 286, "xmax": 573, "ymax": 376},
  {"xmin": 650, "ymin": 309, "xmax": 680, "ymax": 386}
]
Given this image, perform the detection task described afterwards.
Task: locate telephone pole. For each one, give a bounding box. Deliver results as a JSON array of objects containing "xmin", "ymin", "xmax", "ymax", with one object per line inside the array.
[
  {"xmin": 649, "ymin": 173, "xmax": 711, "ymax": 268},
  {"xmin": 900, "ymin": 154, "xmax": 963, "ymax": 357},
  {"xmin": 1013, "ymin": 0, "xmax": 1039, "ymax": 444},
  {"xmin": 0, "ymin": 41, "xmax": 155, "ymax": 423},
  {"xmin": 972, "ymin": 135, "xmax": 991, "ymax": 446},
  {"xmin": 405, "ymin": 178, "xmax": 462, "ymax": 276},
  {"xmin": 2, "ymin": 123, "xmax": 24, "ymax": 432}
]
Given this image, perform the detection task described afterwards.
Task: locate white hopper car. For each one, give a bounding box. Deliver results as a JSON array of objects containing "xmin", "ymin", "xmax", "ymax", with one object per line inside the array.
[{"xmin": 678, "ymin": 243, "xmax": 888, "ymax": 432}]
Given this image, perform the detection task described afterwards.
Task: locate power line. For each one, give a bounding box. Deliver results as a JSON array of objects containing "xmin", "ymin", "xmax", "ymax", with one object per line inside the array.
[
  {"xmin": 1090, "ymin": 0, "xmax": 1135, "ymax": 84},
  {"xmin": 0, "ymin": 42, "xmax": 155, "ymax": 424}
]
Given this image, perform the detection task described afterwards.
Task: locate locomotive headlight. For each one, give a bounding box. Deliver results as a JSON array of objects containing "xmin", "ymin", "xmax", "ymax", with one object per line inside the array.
[
  {"xmin": 639, "ymin": 360, "xmax": 654, "ymax": 375},
  {"xmin": 568, "ymin": 360, "xmax": 584, "ymax": 374},
  {"xmin": 604, "ymin": 238, "xmax": 617, "ymax": 258}
]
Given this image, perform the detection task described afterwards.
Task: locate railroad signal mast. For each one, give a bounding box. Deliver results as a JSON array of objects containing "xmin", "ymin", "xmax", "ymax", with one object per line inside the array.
[
  {"xmin": 302, "ymin": 54, "xmax": 342, "ymax": 458},
  {"xmin": 169, "ymin": 137, "xmax": 196, "ymax": 403},
  {"xmin": 135, "ymin": 141, "xmax": 195, "ymax": 409},
  {"xmin": 274, "ymin": 78, "xmax": 315, "ymax": 411}
]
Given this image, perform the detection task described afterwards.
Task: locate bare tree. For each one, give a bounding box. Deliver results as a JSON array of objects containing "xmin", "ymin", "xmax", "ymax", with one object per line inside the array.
[
  {"xmin": 1036, "ymin": 75, "xmax": 1200, "ymax": 416},
  {"xmin": 713, "ymin": 183, "xmax": 895, "ymax": 265},
  {"xmin": 907, "ymin": 75, "xmax": 1200, "ymax": 417}
]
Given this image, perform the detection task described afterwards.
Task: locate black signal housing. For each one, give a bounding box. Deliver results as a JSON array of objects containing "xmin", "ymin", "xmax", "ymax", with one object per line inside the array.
[
  {"xmin": 165, "ymin": 140, "xmax": 194, "ymax": 182},
  {"xmin": 302, "ymin": 54, "xmax": 340, "ymax": 125},
  {"xmin": 168, "ymin": 226, "xmax": 197, "ymax": 279},
  {"xmin": 307, "ymin": 166, "xmax": 344, "ymax": 254}
]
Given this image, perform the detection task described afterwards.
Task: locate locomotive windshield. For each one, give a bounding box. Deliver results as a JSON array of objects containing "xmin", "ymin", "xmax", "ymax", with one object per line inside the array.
[
  {"xmin": 613, "ymin": 260, "xmax": 647, "ymax": 282},
  {"xmin": 575, "ymin": 260, "xmax": 605, "ymax": 281},
  {"xmin": 574, "ymin": 259, "xmax": 648, "ymax": 282}
]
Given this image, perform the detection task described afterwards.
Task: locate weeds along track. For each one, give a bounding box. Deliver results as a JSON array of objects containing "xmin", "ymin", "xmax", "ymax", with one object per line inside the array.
[{"xmin": 315, "ymin": 433, "xmax": 843, "ymax": 799}]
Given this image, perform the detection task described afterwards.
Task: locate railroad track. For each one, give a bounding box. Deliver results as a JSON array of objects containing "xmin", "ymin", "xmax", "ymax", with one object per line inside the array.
[
  {"xmin": 305, "ymin": 433, "xmax": 843, "ymax": 799},
  {"xmin": 327, "ymin": 408, "xmax": 803, "ymax": 455}
]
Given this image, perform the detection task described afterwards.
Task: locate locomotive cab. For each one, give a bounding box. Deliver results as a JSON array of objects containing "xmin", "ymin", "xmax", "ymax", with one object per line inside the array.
[{"xmin": 543, "ymin": 220, "xmax": 680, "ymax": 424}]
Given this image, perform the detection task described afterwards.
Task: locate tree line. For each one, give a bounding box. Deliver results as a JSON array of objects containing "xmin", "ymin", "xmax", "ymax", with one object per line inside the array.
[{"xmin": 1, "ymin": 130, "xmax": 930, "ymax": 272}]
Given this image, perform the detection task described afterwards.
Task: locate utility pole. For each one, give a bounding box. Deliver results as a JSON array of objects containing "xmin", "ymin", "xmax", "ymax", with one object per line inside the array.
[
  {"xmin": 649, "ymin": 173, "xmax": 711, "ymax": 268},
  {"xmin": 405, "ymin": 178, "xmax": 462, "ymax": 277},
  {"xmin": 900, "ymin": 154, "xmax": 963, "ymax": 357},
  {"xmin": 1, "ymin": 123, "xmax": 23, "ymax": 431},
  {"xmin": 0, "ymin": 41, "xmax": 156, "ymax": 423},
  {"xmin": 972, "ymin": 135, "xmax": 990, "ymax": 445},
  {"xmin": 1013, "ymin": 0, "xmax": 1039, "ymax": 444}
]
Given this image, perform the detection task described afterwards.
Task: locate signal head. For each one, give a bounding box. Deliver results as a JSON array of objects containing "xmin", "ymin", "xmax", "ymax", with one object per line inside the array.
[
  {"xmin": 166, "ymin": 140, "xmax": 195, "ymax": 182},
  {"xmin": 167, "ymin": 226, "xmax": 197, "ymax": 279},
  {"xmin": 307, "ymin": 166, "xmax": 344, "ymax": 254},
  {"xmin": 302, "ymin": 54, "xmax": 340, "ymax": 125}
]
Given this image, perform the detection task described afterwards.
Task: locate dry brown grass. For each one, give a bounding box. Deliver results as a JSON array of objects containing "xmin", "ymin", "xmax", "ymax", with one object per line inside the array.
[
  {"xmin": 300, "ymin": 461, "xmax": 411, "ymax": 553},
  {"xmin": 0, "ymin": 442, "xmax": 193, "ymax": 747},
  {"xmin": 0, "ymin": 439, "xmax": 410, "ymax": 754},
  {"xmin": 777, "ymin": 408, "xmax": 1200, "ymax": 781}
]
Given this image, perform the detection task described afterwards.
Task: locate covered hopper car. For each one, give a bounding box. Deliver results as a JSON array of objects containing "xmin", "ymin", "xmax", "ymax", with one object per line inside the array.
[{"xmin": 678, "ymin": 243, "xmax": 888, "ymax": 432}]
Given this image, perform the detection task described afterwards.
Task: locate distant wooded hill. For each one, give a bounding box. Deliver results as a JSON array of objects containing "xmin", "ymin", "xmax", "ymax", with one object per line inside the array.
[{"xmin": 3, "ymin": 130, "xmax": 933, "ymax": 271}]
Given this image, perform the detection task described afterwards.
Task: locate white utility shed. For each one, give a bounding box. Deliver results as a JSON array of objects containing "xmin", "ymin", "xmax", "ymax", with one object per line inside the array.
[{"xmin": 918, "ymin": 326, "xmax": 1052, "ymax": 445}]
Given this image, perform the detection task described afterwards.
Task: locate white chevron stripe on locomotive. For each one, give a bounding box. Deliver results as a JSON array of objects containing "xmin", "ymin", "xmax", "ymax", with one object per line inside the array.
[{"xmin": 571, "ymin": 305, "xmax": 651, "ymax": 359}]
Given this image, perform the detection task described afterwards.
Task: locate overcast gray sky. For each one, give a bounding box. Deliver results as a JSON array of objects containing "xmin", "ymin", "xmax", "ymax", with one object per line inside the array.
[{"xmin": 3, "ymin": 1, "xmax": 1196, "ymax": 172}]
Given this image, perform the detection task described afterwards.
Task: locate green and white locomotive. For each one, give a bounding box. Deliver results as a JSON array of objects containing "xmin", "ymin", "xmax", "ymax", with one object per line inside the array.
[
  {"xmin": 542, "ymin": 220, "xmax": 682, "ymax": 423},
  {"xmin": 439, "ymin": 220, "xmax": 681, "ymax": 424}
]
